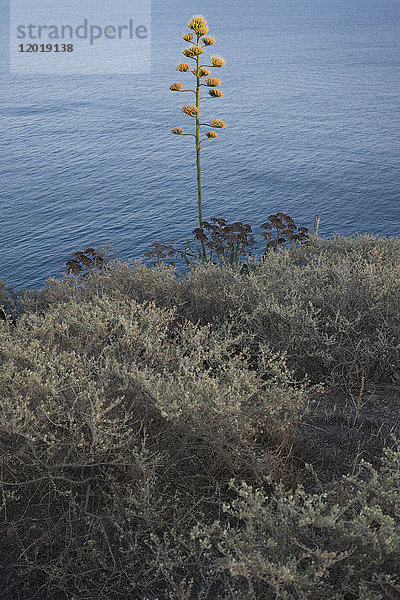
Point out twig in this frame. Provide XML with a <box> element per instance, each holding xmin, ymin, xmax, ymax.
<box><xmin>313</xmin><ymin>214</ymin><xmax>320</xmax><ymax>239</ymax></box>
<box><xmin>0</xmin><ymin>475</ymin><xmax>102</xmax><ymax>487</ymax></box>
<box><xmin>85</xmin><ymin>511</ymin><xmax>117</xmax><ymax>573</ymax></box>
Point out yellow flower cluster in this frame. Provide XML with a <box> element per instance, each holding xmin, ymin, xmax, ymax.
<box><xmin>210</xmin><ymin>119</ymin><xmax>226</xmax><ymax>128</ymax></box>
<box><xmin>202</xmin><ymin>36</ymin><xmax>216</xmax><ymax>46</ymax></box>
<box><xmin>176</xmin><ymin>63</ymin><xmax>191</xmax><ymax>72</ymax></box>
<box><xmin>192</xmin><ymin>68</ymin><xmax>210</xmax><ymax>78</ymax></box>
<box><xmin>169</xmin><ymin>82</ymin><xmax>183</xmax><ymax>91</ymax></box>
<box><xmin>208</xmin><ymin>89</ymin><xmax>223</xmax><ymax>98</ymax></box>
<box><xmin>182</xmin><ymin>104</ymin><xmax>199</xmax><ymax>117</ymax></box>
<box><xmin>187</xmin><ymin>15</ymin><xmax>209</xmax><ymax>36</ymax></box>
<box><xmin>205</xmin><ymin>77</ymin><xmax>221</xmax><ymax>87</ymax></box>
<box><xmin>210</xmin><ymin>56</ymin><xmax>226</xmax><ymax>67</ymax></box>
<box><xmin>170</xmin><ymin>16</ymin><xmax>226</xmax><ymax>152</ymax></box>
<box><xmin>183</xmin><ymin>45</ymin><xmax>205</xmax><ymax>58</ymax></box>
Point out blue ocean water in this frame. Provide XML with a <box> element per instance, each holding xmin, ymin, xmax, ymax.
<box><xmin>1</xmin><ymin>0</ymin><xmax>399</xmax><ymax>291</ymax></box>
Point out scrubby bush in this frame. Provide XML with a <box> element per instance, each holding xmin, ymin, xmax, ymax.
<box><xmin>0</xmin><ymin>290</ymin><xmax>314</xmax><ymax>598</ymax></box>
<box><xmin>49</xmin><ymin>232</ymin><xmax>400</xmax><ymax>391</ymax></box>
<box><xmin>0</xmin><ymin>278</ymin><xmax>23</xmax><ymax>325</ymax></box>
<box><xmin>1</xmin><ymin>233</ymin><xmax>399</xmax><ymax>598</ymax></box>
<box><xmin>147</xmin><ymin>232</ymin><xmax>399</xmax><ymax>391</ymax></box>
<box><xmin>0</xmin><ymin>278</ymin><xmax>6</xmax><ymax>322</ymax></box>
<box><xmin>191</xmin><ymin>440</ymin><xmax>400</xmax><ymax>599</ymax></box>
<box><xmin>239</xmin><ymin>233</ymin><xmax>400</xmax><ymax>391</ymax></box>
<box><xmin>146</xmin><ymin>218</ymin><xmax>257</xmax><ymax>270</ymax></box>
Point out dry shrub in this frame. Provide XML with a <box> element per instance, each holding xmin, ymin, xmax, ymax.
<box><xmin>0</xmin><ymin>292</ymin><xmax>313</xmax><ymax>598</ymax></box>
<box><xmin>21</xmin><ymin>258</ymin><xmax>181</xmax><ymax>316</ymax></box>
<box><xmin>0</xmin><ymin>278</ymin><xmax>22</xmax><ymax>325</ymax></box>
<box><xmin>19</xmin><ymin>233</ymin><xmax>400</xmax><ymax>392</ymax></box>
<box><xmin>146</xmin><ymin>218</ymin><xmax>257</xmax><ymax>269</ymax></box>
<box><xmin>0</xmin><ymin>277</ymin><xmax>5</xmax><ymax>302</ymax></box>
<box><xmin>1</xmin><ymin>233</ymin><xmax>398</xmax><ymax>598</ymax></box>
<box><xmin>0</xmin><ymin>278</ymin><xmax>6</xmax><ymax>322</ymax></box>
<box><xmin>159</xmin><ymin>233</ymin><xmax>399</xmax><ymax>392</ymax></box>
<box><xmin>243</xmin><ymin>234</ymin><xmax>400</xmax><ymax>391</ymax></box>
<box><xmin>192</xmin><ymin>439</ymin><xmax>400</xmax><ymax>599</ymax></box>
<box><xmin>261</xmin><ymin>211</ymin><xmax>309</xmax><ymax>252</ymax></box>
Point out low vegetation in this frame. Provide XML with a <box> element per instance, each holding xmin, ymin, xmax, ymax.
<box><xmin>0</xmin><ymin>232</ymin><xmax>399</xmax><ymax>599</ymax></box>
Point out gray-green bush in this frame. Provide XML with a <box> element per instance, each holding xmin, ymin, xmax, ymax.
<box><xmin>23</xmin><ymin>233</ymin><xmax>399</xmax><ymax>391</ymax></box>
<box><xmin>1</xmin><ymin>233</ymin><xmax>399</xmax><ymax>598</ymax></box>
<box><xmin>191</xmin><ymin>442</ymin><xmax>400</xmax><ymax>600</ymax></box>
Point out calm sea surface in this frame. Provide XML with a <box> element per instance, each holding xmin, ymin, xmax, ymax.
<box><xmin>1</xmin><ymin>0</ymin><xmax>399</xmax><ymax>291</ymax></box>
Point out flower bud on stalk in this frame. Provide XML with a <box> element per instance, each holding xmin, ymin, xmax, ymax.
<box><xmin>169</xmin><ymin>15</ymin><xmax>227</xmax><ymax>261</ymax></box>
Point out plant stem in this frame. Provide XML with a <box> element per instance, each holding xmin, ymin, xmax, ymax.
<box><xmin>313</xmin><ymin>214</ymin><xmax>320</xmax><ymax>239</ymax></box>
<box><xmin>195</xmin><ymin>37</ymin><xmax>207</xmax><ymax>261</ymax></box>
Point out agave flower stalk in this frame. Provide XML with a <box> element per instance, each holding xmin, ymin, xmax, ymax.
<box><xmin>170</xmin><ymin>15</ymin><xmax>226</xmax><ymax>261</ymax></box>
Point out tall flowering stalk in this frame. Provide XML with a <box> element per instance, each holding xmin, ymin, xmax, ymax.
<box><xmin>170</xmin><ymin>15</ymin><xmax>226</xmax><ymax>261</ymax></box>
